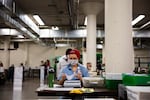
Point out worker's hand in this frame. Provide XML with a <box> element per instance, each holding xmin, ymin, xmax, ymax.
<box><xmin>58</xmin><ymin>73</ymin><xmax>66</xmax><ymax>85</ymax></box>
<box><xmin>75</xmin><ymin>73</ymin><xmax>82</xmax><ymax>80</ymax></box>
<box><xmin>61</xmin><ymin>73</ymin><xmax>66</xmax><ymax>80</ymax></box>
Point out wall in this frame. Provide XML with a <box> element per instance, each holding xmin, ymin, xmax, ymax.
<box><xmin>1</xmin><ymin>41</ymin><xmax>150</xmax><ymax>68</ymax></box>
<box><xmin>0</xmin><ymin>42</ymin><xmax>72</xmax><ymax>68</ymax></box>
<box><xmin>28</xmin><ymin>42</ymin><xmax>71</xmax><ymax>67</ymax></box>
<box><xmin>134</xmin><ymin>48</ymin><xmax>150</xmax><ymax>67</ymax></box>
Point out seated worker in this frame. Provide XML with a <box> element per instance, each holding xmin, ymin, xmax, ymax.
<box><xmin>87</xmin><ymin>62</ymin><xmax>92</xmax><ymax>72</ymax></box>
<box><xmin>58</xmin><ymin>49</ymin><xmax>89</xmax><ymax>85</ymax></box>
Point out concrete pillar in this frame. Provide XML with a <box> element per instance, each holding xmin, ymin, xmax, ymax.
<box><xmin>102</xmin><ymin>44</ymin><xmax>105</xmax><ymax>64</ymax></box>
<box><xmin>81</xmin><ymin>1</ymin><xmax>103</xmax><ymax>71</ymax></box>
<box><xmin>82</xmin><ymin>38</ymin><xmax>87</xmax><ymax>67</ymax></box>
<box><xmin>4</xmin><ymin>36</ymin><xmax>10</xmax><ymax>68</ymax></box>
<box><xmin>86</xmin><ymin>14</ymin><xmax>97</xmax><ymax>71</ymax></box>
<box><xmin>105</xmin><ymin>0</ymin><xmax>135</xmax><ymax>73</ymax></box>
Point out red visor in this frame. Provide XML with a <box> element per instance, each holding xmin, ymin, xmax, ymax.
<box><xmin>69</xmin><ymin>49</ymin><xmax>80</xmax><ymax>59</ymax></box>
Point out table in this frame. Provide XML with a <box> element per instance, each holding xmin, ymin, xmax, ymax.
<box><xmin>36</xmin><ymin>86</ymin><xmax>118</xmax><ymax>100</ymax></box>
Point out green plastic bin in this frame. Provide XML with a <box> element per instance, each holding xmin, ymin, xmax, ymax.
<box><xmin>122</xmin><ymin>73</ymin><xmax>150</xmax><ymax>86</ymax></box>
<box><xmin>105</xmin><ymin>79</ymin><xmax>122</xmax><ymax>90</ymax></box>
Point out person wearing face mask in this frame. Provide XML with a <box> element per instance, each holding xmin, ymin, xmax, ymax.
<box><xmin>58</xmin><ymin>49</ymin><xmax>89</xmax><ymax>85</ymax></box>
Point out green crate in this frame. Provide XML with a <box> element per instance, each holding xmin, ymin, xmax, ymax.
<box><xmin>122</xmin><ymin>73</ymin><xmax>150</xmax><ymax>86</ymax></box>
<box><xmin>105</xmin><ymin>79</ymin><xmax>122</xmax><ymax>90</ymax></box>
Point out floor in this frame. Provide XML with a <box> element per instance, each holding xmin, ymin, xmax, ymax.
<box><xmin>0</xmin><ymin>78</ymin><xmax>117</xmax><ymax>100</ymax></box>
<box><xmin>0</xmin><ymin>78</ymin><xmax>63</xmax><ymax>100</ymax></box>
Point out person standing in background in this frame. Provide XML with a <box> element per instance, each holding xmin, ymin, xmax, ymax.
<box><xmin>0</xmin><ymin>61</ymin><xmax>4</xmax><ymax>71</ymax></box>
<box><xmin>40</xmin><ymin>60</ymin><xmax>45</xmax><ymax>66</ymax></box>
<box><xmin>0</xmin><ymin>61</ymin><xmax>4</xmax><ymax>73</ymax></box>
<box><xmin>46</xmin><ymin>59</ymin><xmax>50</xmax><ymax>67</ymax></box>
<box><xmin>0</xmin><ymin>61</ymin><xmax>5</xmax><ymax>84</ymax></box>
<box><xmin>57</xmin><ymin>48</ymin><xmax>72</xmax><ymax>79</ymax></box>
<box><xmin>44</xmin><ymin>59</ymin><xmax>50</xmax><ymax>78</ymax></box>
<box><xmin>8</xmin><ymin>64</ymin><xmax>15</xmax><ymax>82</ymax></box>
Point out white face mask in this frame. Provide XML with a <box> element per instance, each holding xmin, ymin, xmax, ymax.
<box><xmin>68</xmin><ymin>59</ymin><xmax>78</xmax><ymax>65</ymax></box>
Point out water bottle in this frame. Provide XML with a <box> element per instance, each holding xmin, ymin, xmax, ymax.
<box><xmin>48</xmin><ymin>67</ymin><xmax>54</xmax><ymax>87</ymax></box>
<box><xmin>77</xmin><ymin>67</ymin><xmax>81</xmax><ymax>74</ymax></box>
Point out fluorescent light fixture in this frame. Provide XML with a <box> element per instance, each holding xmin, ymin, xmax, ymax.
<box><xmin>84</xmin><ymin>16</ymin><xmax>87</xmax><ymax>25</ymax></box>
<box><xmin>21</xmin><ymin>27</ymin><xmax>27</xmax><ymax>31</ymax></box>
<box><xmin>140</xmin><ymin>21</ymin><xmax>150</xmax><ymax>29</ymax></box>
<box><xmin>33</xmin><ymin>15</ymin><xmax>45</xmax><ymax>25</ymax></box>
<box><xmin>52</xmin><ymin>26</ymin><xmax>59</xmax><ymax>30</ymax></box>
<box><xmin>97</xmin><ymin>44</ymin><xmax>103</xmax><ymax>49</ymax></box>
<box><xmin>17</xmin><ymin>35</ymin><xmax>24</xmax><ymax>38</ymax></box>
<box><xmin>132</xmin><ymin>15</ymin><xmax>145</xmax><ymax>26</ymax></box>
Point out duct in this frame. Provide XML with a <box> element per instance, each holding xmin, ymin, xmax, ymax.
<box><xmin>14</xmin><ymin>4</ymin><xmax>40</xmax><ymax>36</ymax></box>
<box><xmin>67</xmin><ymin>0</ymin><xmax>78</xmax><ymax>29</ymax></box>
<box><xmin>73</xmin><ymin>0</ymin><xmax>79</xmax><ymax>29</ymax></box>
<box><xmin>39</xmin><ymin>29</ymin><xmax>150</xmax><ymax>38</ymax></box>
<box><xmin>0</xmin><ymin>0</ymin><xmax>13</xmax><ymax>11</ymax></box>
<box><xmin>0</xmin><ymin>28</ymin><xmax>20</xmax><ymax>35</ymax></box>
<box><xmin>40</xmin><ymin>29</ymin><xmax>103</xmax><ymax>38</ymax></box>
<box><xmin>0</xmin><ymin>9</ymin><xmax>37</xmax><ymax>39</ymax></box>
<box><xmin>67</xmin><ymin>0</ymin><xmax>74</xmax><ymax>28</ymax></box>
<box><xmin>133</xmin><ymin>31</ymin><xmax>150</xmax><ymax>38</ymax></box>
<box><xmin>0</xmin><ymin>1</ymin><xmax>39</xmax><ymax>36</ymax></box>
<box><xmin>40</xmin><ymin>29</ymin><xmax>66</xmax><ymax>38</ymax></box>
<box><xmin>11</xmin><ymin>39</ymin><xmax>34</xmax><ymax>42</ymax></box>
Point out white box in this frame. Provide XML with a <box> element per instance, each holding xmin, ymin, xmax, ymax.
<box><xmin>126</xmin><ymin>86</ymin><xmax>150</xmax><ymax>100</ymax></box>
<box><xmin>105</xmin><ymin>73</ymin><xmax>122</xmax><ymax>80</ymax></box>
<box><xmin>82</xmin><ymin>77</ymin><xmax>104</xmax><ymax>87</ymax></box>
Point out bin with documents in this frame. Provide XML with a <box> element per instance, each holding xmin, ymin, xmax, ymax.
<box><xmin>122</xmin><ymin>73</ymin><xmax>150</xmax><ymax>86</ymax></box>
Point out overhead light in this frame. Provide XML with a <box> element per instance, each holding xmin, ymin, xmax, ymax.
<box><xmin>21</xmin><ymin>27</ymin><xmax>27</xmax><ymax>31</ymax></box>
<box><xmin>52</xmin><ymin>26</ymin><xmax>59</xmax><ymax>30</ymax></box>
<box><xmin>97</xmin><ymin>44</ymin><xmax>103</xmax><ymax>49</ymax></box>
<box><xmin>17</xmin><ymin>35</ymin><xmax>24</xmax><ymax>38</ymax></box>
<box><xmin>33</xmin><ymin>15</ymin><xmax>45</xmax><ymax>25</ymax></box>
<box><xmin>100</xmin><ymin>40</ymin><xmax>103</xmax><ymax>44</ymax></box>
<box><xmin>132</xmin><ymin>15</ymin><xmax>145</xmax><ymax>26</ymax></box>
<box><xmin>84</xmin><ymin>16</ymin><xmax>87</xmax><ymax>25</ymax></box>
<box><xmin>140</xmin><ymin>21</ymin><xmax>150</xmax><ymax>29</ymax></box>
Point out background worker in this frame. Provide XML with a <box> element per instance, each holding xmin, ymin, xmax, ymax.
<box><xmin>57</xmin><ymin>48</ymin><xmax>72</xmax><ymax>78</ymax></box>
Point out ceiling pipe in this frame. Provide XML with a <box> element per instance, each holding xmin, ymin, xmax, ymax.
<box><xmin>67</xmin><ymin>0</ymin><xmax>73</xmax><ymax>28</ymax></box>
<box><xmin>0</xmin><ymin>1</ymin><xmax>46</xmax><ymax>45</ymax></box>
<box><xmin>67</xmin><ymin>0</ymin><xmax>78</xmax><ymax>29</ymax></box>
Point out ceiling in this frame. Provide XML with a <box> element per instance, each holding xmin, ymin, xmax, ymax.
<box><xmin>0</xmin><ymin>0</ymin><xmax>150</xmax><ymax>48</ymax></box>
<box><xmin>0</xmin><ymin>0</ymin><xmax>149</xmax><ymax>30</ymax></box>
<box><xmin>12</xmin><ymin>0</ymin><xmax>150</xmax><ymax>30</ymax></box>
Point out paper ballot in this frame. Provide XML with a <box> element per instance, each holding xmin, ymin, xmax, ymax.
<box><xmin>63</xmin><ymin>80</ymin><xmax>81</xmax><ymax>87</ymax></box>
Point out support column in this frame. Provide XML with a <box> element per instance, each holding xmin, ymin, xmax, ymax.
<box><xmin>105</xmin><ymin>0</ymin><xmax>134</xmax><ymax>73</ymax></box>
<box><xmin>102</xmin><ymin>44</ymin><xmax>105</xmax><ymax>64</ymax></box>
<box><xmin>81</xmin><ymin>1</ymin><xmax>103</xmax><ymax>71</ymax></box>
<box><xmin>86</xmin><ymin>14</ymin><xmax>96</xmax><ymax>71</ymax></box>
<box><xmin>4</xmin><ymin>36</ymin><xmax>10</xmax><ymax>68</ymax></box>
<box><xmin>82</xmin><ymin>38</ymin><xmax>87</xmax><ymax>67</ymax></box>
